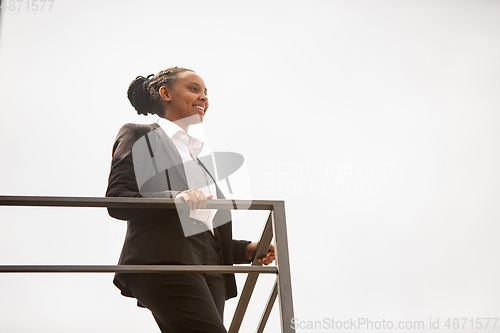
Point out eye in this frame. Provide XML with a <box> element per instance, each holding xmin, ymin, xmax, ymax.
<box><xmin>190</xmin><ymin>87</ymin><xmax>198</xmax><ymax>92</ymax></box>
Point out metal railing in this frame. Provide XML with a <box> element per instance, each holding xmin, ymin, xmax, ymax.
<box><xmin>0</xmin><ymin>195</ymin><xmax>295</xmax><ymax>333</ymax></box>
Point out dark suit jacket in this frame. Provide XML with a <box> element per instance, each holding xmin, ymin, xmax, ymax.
<box><xmin>106</xmin><ymin>122</ymin><xmax>250</xmax><ymax>300</ymax></box>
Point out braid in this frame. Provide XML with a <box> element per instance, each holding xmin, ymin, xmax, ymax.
<box><xmin>127</xmin><ymin>67</ymin><xmax>193</xmax><ymax>116</ymax></box>
<box><xmin>127</xmin><ymin>74</ymin><xmax>154</xmax><ymax>116</ymax></box>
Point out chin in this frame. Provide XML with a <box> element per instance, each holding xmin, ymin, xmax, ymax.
<box><xmin>183</xmin><ymin>114</ymin><xmax>203</xmax><ymax>125</ymax></box>
<box><xmin>193</xmin><ymin>114</ymin><xmax>204</xmax><ymax>123</ymax></box>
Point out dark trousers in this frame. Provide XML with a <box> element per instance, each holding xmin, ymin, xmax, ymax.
<box><xmin>126</xmin><ymin>220</ymin><xmax>227</xmax><ymax>333</ymax></box>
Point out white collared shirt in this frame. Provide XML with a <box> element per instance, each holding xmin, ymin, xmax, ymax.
<box><xmin>157</xmin><ymin>117</ymin><xmax>217</xmax><ymax>234</ymax></box>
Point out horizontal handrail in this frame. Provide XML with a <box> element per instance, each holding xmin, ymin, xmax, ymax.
<box><xmin>0</xmin><ymin>265</ymin><xmax>278</xmax><ymax>274</ymax></box>
<box><xmin>0</xmin><ymin>195</ymin><xmax>281</xmax><ymax>210</ymax></box>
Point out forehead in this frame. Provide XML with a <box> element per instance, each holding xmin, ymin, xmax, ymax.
<box><xmin>176</xmin><ymin>71</ymin><xmax>206</xmax><ymax>87</ymax></box>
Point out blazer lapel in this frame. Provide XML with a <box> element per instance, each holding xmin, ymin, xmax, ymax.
<box><xmin>150</xmin><ymin>122</ymin><xmax>226</xmax><ymax>201</ymax></box>
<box><xmin>148</xmin><ymin>124</ymin><xmax>189</xmax><ymax>190</ymax></box>
<box><xmin>197</xmin><ymin>157</ymin><xmax>226</xmax><ymax>200</ymax></box>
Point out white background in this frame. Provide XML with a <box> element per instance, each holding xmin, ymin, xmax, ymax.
<box><xmin>0</xmin><ymin>1</ymin><xmax>499</xmax><ymax>332</ymax></box>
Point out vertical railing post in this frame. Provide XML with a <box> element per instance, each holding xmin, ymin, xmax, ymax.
<box><xmin>272</xmin><ymin>201</ymin><xmax>295</xmax><ymax>332</ymax></box>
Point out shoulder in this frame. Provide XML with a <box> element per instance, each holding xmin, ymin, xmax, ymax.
<box><xmin>115</xmin><ymin>123</ymin><xmax>159</xmax><ymax>141</ymax></box>
<box><xmin>118</xmin><ymin>122</ymin><xmax>158</xmax><ymax>136</ymax></box>
<box><xmin>112</xmin><ymin>123</ymin><xmax>159</xmax><ymax>153</ymax></box>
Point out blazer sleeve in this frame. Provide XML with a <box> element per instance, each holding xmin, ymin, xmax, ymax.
<box><xmin>106</xmin><ymin>123</ymin><xmax>181</xmax><ymax>221</ymax></box>
<box><xmin>232</xmin><ymin>239</ymin><xmax>252</xmax><ymax>264</ymax></box>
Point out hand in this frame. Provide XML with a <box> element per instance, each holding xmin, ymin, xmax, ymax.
<box><xmin>175</xmin><ymin>189</ymin><xmax>213</xmax><ymax>210</ymax></box>
<box><xmin>246</xmin><ymin>243</ymin><xmax>275</xmax><ymax>265</ymax></box>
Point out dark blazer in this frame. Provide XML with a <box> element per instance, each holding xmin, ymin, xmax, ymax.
<box><xmin>106</xmin><ymin>122</ymin><xmax>250</xmax><ymax>300</ymax></box>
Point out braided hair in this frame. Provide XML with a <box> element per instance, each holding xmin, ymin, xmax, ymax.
<box><xmin>127</xmin><ymin>66</ymin><xmax>194</xmax><ymax>116</ymax></box>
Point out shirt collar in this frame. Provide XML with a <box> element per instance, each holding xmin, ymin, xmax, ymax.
<box><xmin>156</xmin><ymin>117</ymin><xmax>204</xmax><ymax>156</ymax></box>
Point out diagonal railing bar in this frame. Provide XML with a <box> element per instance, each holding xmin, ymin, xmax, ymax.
<box><xmin>256</xmin><ymin>280</ymin><xmax>278</xmax><ymax>333</ymax></box>
<box><xmin>0</xmin><ymin>195</ymin><xmax>295</xmax><ymax>332</ymax></box>
<box><xmin>229</xmin><ymin>211</ymin><xmax>274</xmax><ymax>333</ymax></box>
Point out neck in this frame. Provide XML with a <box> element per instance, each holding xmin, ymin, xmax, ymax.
<box><xmin>178</xmin><ymin>120</ymin><xmax>191</xmax><ymax>133</ymax></box>
<box><xmin>174</xmin><ymin>119</ymin><xmax>190</xmax><ymax>133</ymax></box>
<box><xmin>163</xmin><ymin>116</ymin><xmax>190</xmax><ymax>133</ymax></box>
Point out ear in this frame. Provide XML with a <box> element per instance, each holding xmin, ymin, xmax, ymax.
<box><xmin>159</xmin><ymin>86</ymin><xmax>172</xmax><ymax>102</ymax></box>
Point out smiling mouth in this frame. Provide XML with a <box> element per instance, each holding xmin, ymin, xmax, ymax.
<box><xmin>194</xmin><ymin>105</ymin><xmax>205</xmax><ymax>113</ymax></box>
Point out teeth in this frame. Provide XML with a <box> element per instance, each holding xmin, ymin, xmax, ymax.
<box><xmin>195</xmin><ymin>106</ymin><xmax>204</xmax><ymax>111</ymax></box>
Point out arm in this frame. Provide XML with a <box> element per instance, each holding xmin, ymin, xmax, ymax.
<box><xmin>106</xmin><ymin>123</ymin><xmax>181</xmax><ymax>221</ymax></box>
<box><xmin>232</xmin><ymin>240</ymin><xmax>252</xmax><ymax>264</ymax></box>
<box><xmin>232</xmin><ymin>240</ymin><xmax>275</xmax><ymax>265</ymax></box>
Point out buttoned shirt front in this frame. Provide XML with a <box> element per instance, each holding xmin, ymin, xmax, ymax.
<box><xmin>157</xmin><ymin>117</ymin><xmax>217</xmax><ymax>234</ymax></box>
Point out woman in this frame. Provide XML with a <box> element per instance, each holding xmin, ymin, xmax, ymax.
<box><xmin>106</xmin><ymin>67</ymin><xmax>274</xmax><ymax>332</ymax></box>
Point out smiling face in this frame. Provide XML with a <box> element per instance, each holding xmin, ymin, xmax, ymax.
<box><xmin>159</xmin><ymin>71</ymin><xmax>209</xmax><ymax>128</ymax></box>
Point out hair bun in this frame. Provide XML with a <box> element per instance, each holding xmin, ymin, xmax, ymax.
<box><xmin>127</xmin><ymin>75</ymin><xmax>154</xmax><ymax>116</ymax></box>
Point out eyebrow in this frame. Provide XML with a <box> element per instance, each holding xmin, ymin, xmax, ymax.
<box><xmin>189</xmin><ymin>82</ymin><xmax>208</xmax><ymax>94</ymax></box>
